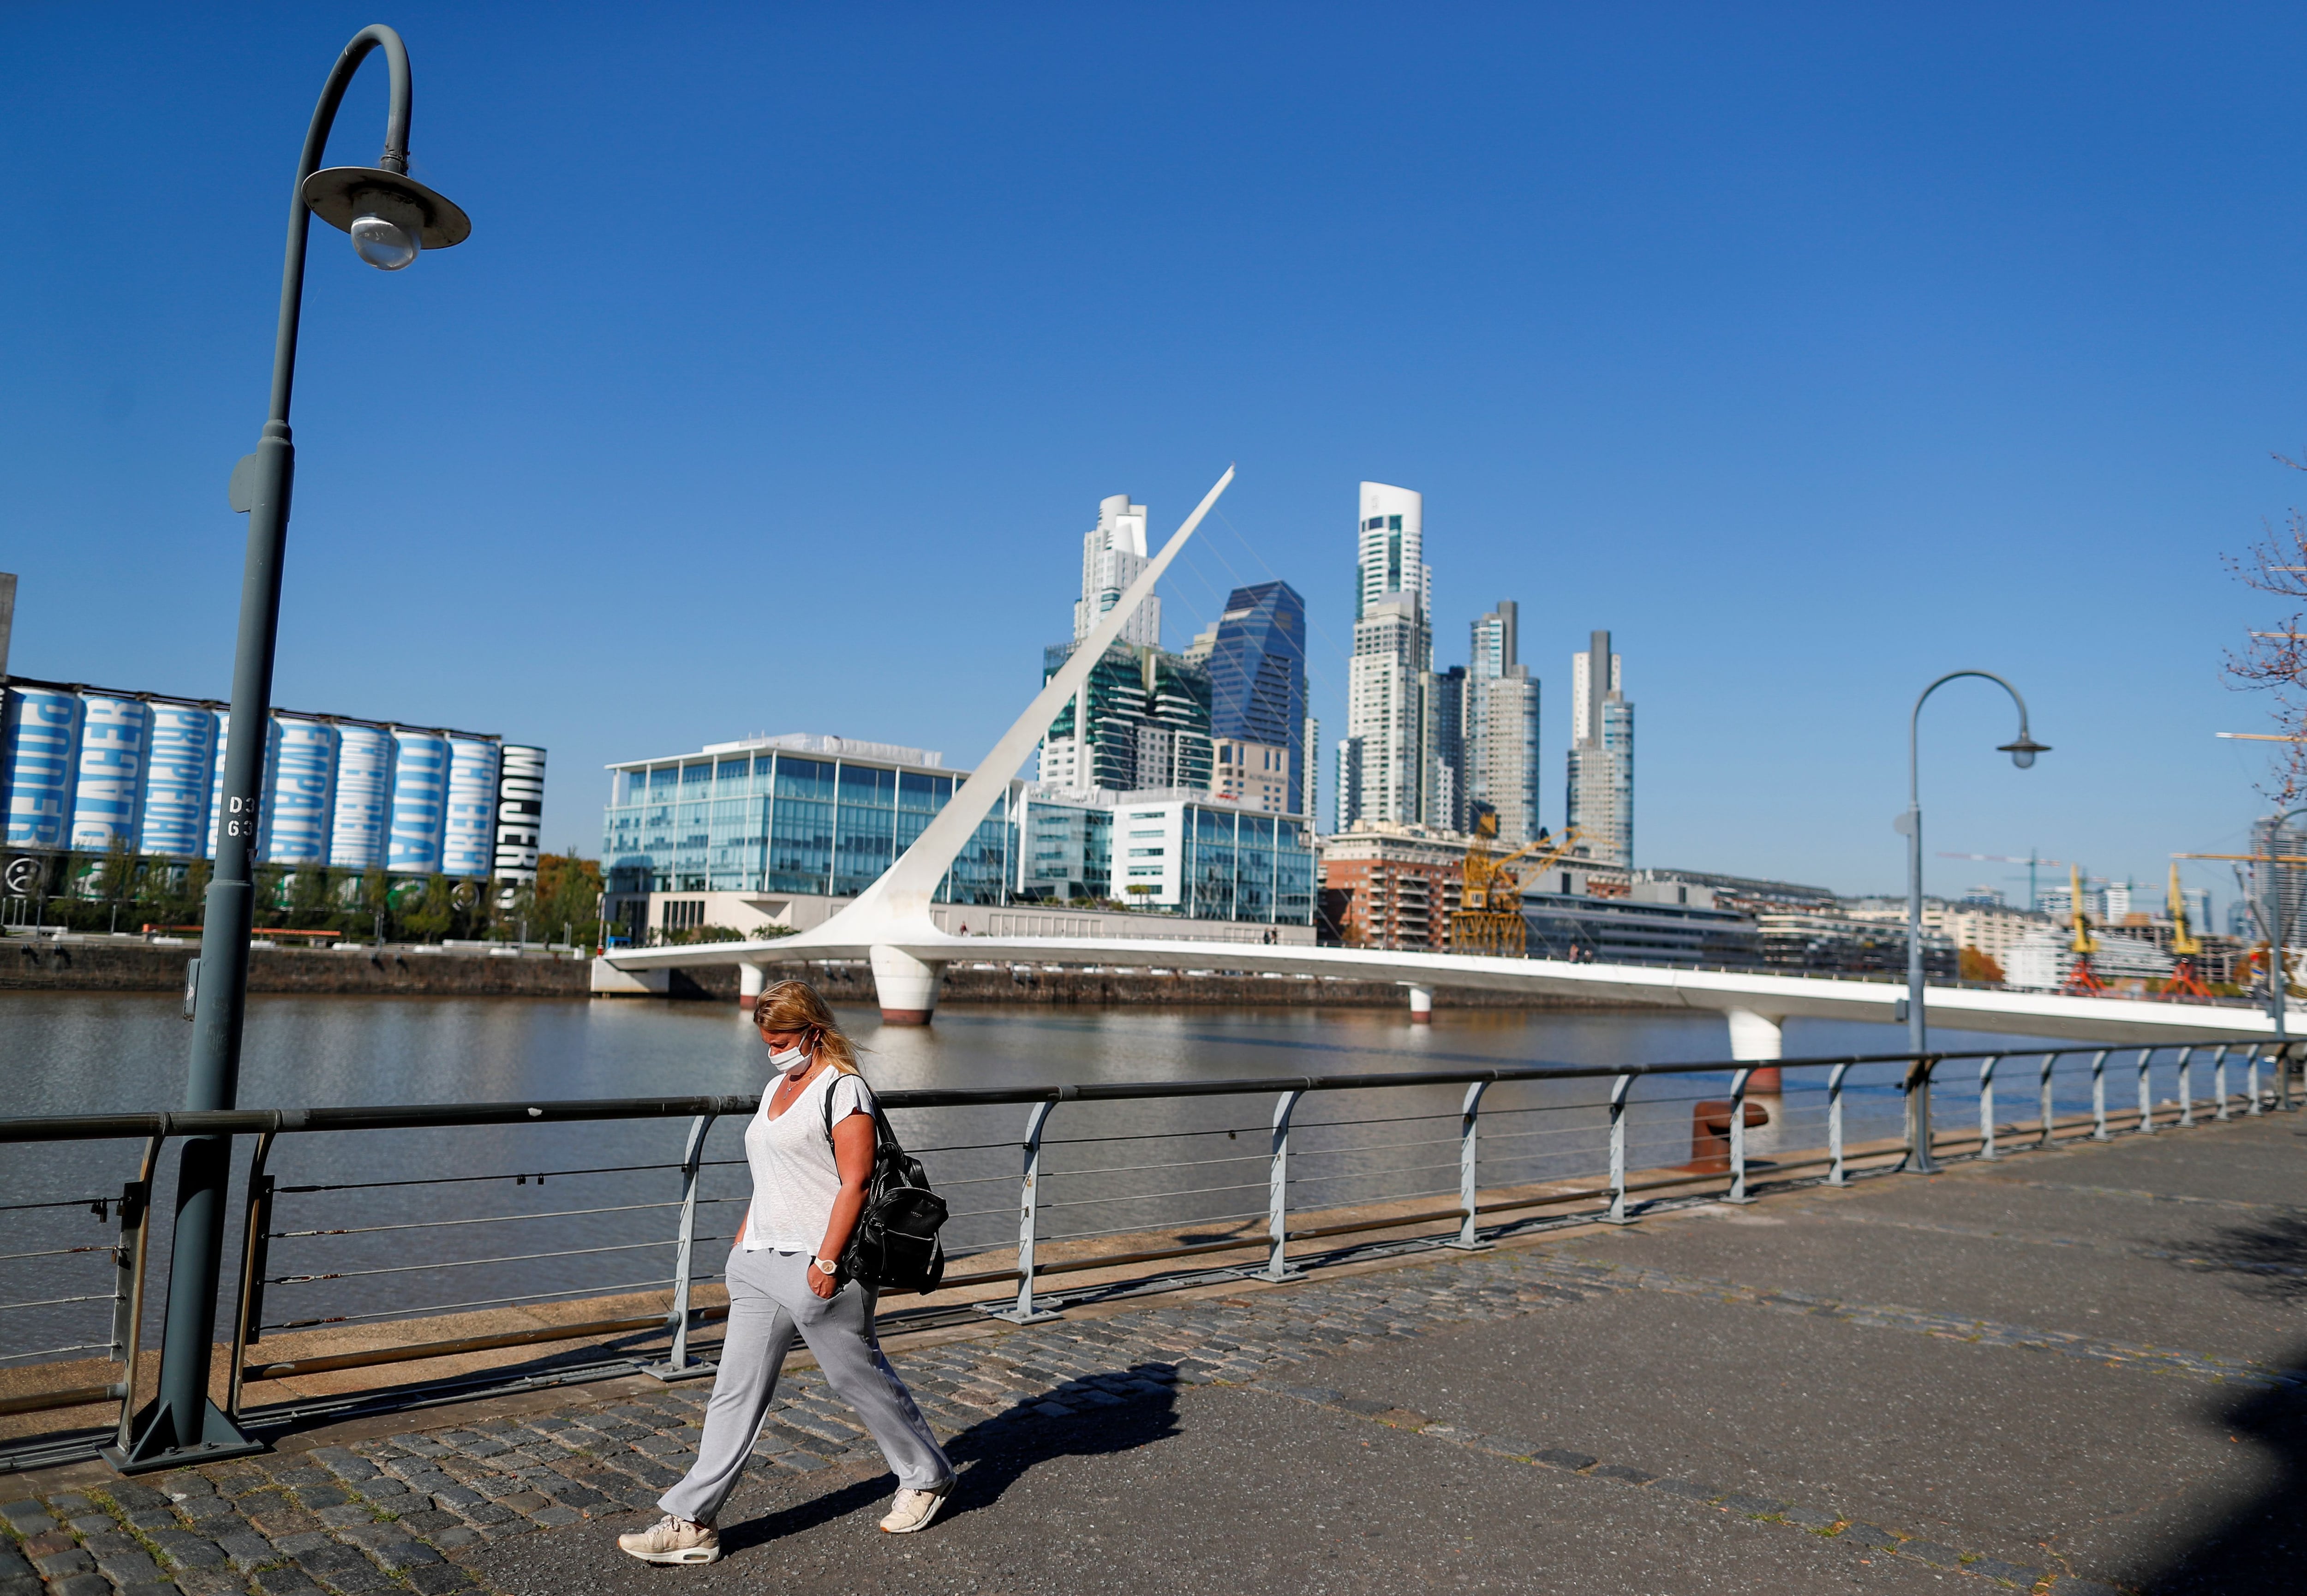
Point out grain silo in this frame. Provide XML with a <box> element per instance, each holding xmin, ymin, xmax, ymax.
<box><xmin>138</xmin><ymin>701</ymin><xmax>218</xmax><ymax>857</ymax></box>
<box><xmin>329</xmin><ymin>723</ymin><xmax>391</xmax><ymax>870</ymax></box>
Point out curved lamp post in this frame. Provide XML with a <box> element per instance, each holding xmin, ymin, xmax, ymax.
<box><xmin>109</xmin><ymin>24</ymin><xmax>468</xmax><ymax>1472</ymax></box>
<box><xmin>1898</xmin><ymin>672</ymin><xmax>2047</xmax><ymax>1175</ymax></box>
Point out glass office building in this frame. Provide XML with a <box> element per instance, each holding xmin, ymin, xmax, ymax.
<box><xmin>601</xmin><ymin>735</ymin><xmax>1010</xmax><ymax>905</ymax></box>
<box><xmin>1022</xmin><ymin>786</ymin><xmax>1314</xmax><ymax>923</ymax></box>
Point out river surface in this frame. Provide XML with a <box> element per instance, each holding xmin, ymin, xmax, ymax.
<box><xmin>0</xmin><ymin>992</ymin><xmax>2186</xmax><ymax>1370</ymax></box>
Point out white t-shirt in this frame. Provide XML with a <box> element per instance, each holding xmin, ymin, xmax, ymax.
<box><xmin>739</xmin><ymin>1068</ymin><xmax>873</xmax><ymax>1253</ymax></box>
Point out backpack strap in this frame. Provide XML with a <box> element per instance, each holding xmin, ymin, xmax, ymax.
<box><xmin>820</xmin><ymin>1070</ymin><xmax>880</xmax><ymax>1148</ymax></box>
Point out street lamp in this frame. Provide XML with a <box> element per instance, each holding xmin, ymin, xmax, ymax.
<box><xmin>109</xmin><ymin>24</ymin><xmax>468</xmax><ymax>1472</ymax></box>
<box><xmin>1898</xmin><ymin>672</ymin><xmax>2046</xmax><ymax>1175</ymax></box>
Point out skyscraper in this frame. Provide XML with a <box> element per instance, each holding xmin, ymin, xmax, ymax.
<box><xmin>1045</xmin><ymin>492</ymin><xmax>1188</xmax><ymax>792</ymax></box>
<box><xmin>1566</xmin><ymin>629</ymin><xmax>1633</xmax><ymax>868</ymax></box>
<box><xmin>1185</xmin><ymin>580</ymin><xmax>1308</xmax><ymax>815</ymax></box>
<box><xmin>1343</xmin><ymin>482</ymin><xmax>1433</xmax><ymax>828</ymax></box>
<box><xmin>1465</xmin><ymin>601</ymin><xmax>1540</xmax><ymax>846</ymax></box>
<box><xmin>1075</xmin><ymin>494</ymin><xmax>1160</xmax><ymax>648</ymax></box>
<box><xmin>1428</xmin><ymin>665</ymin><xmax>1467</xmax><ymax>833</ymax></box>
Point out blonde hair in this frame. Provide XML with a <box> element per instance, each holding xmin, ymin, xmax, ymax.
<box><xmin>751</xmin><ymin>978</ymin><xmax>862</xmax><ymax>1075</ymax></box>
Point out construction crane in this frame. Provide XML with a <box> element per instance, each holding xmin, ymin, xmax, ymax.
<box><xmin>2156</xmin><ymin>861</ymin><xmax>2213</xmax><ymax>999</ymax></box>
<box><xmin>1935</xmin><ymin>850</ymin><xmax>2068</xmax><ymax>912</ymax></box>
<box><xmin>1450</xmin><ymin>815</ymin><xmax>1583</xmax><ymax>958</ymax></box>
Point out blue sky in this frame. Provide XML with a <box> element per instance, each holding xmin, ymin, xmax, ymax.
<box><xmin>6</xmin><ymin>3</ymin><xmax>2306</xmax><ymax>911</ymax></box>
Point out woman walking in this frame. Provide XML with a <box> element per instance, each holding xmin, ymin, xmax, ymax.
<box><xmin>617</xmin><ymin>980</ymin><xmax>954</xmax><ymax>1563</ymax></box>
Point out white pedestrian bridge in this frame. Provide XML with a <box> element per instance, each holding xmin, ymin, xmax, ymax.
<box><xmin>594</xmin><ymin>924</ymin><xmax>2285</xmax><ymax>1058</ymax></box>
<box><xmin>594</xmin><ymin>467</ymin><xmax>2286</xmax><ymax>1060</ymax></box>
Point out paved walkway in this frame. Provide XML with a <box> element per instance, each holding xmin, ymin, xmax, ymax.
<box><xmin>6</xmin><ymin>1113</ymin><xmax>2303</xmax><ymax>1594</ymax></box>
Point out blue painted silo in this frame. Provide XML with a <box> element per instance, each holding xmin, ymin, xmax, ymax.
<box><xmin>329</xmin><ymin>724</ymin><xmax>391</xmax><ymax>870</ymax></box>
<box><xmin>387</xmin><ymin>730</ymin><xmax>449</xmax><ymax>874</ymax></box>
<box><xmin>2</xmin><ymin>686</ymin><xmax>83</xmax><ymax>848</ymax></box>
<box><xmin>263</xmin><ymin>716</ymin><xmax>337</xmax><ymax>865</ymax></box>
<box><xmin>205</xmin><ymin>711</ymin><xmax>230</xmax><ymax>859</ymax></box>
<box><xmin>68</xmin><ymin>694</ymin><xmax>150</xmax><ymax>852</ymax></box>
<box><xmin>138</xmin><ymin>702</ymin><xmax>217</xmax><ymax>857</ymax></box>
<box><xmin>442</xmin><ymin>736</ymin><xmax>500</xmax><ymax>878</ymax></box>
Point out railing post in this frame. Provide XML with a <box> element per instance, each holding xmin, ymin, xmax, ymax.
<box><xmin>2248</xmin><ymin>1047</ymin><xmax>2264</xmax><ymax>1117</ymax></box>
<box><xmin>1603</xmin><ymin>1073</ymin><xmax>1639</xmax><ymax>1219</ymax></box>
<box><xmin>1258</xmin><ymin>1089</ymin><xmax>1305</xmax><ymax>1281</ymax></box>
<box><xmin>225</xmin><ymin>1132</ymin><xmax>278</xmax><ymax>1420</ymax></box>
<box><xmin>1978</xmin><ymin>1054</ymin><xmax>2001</xmax><ymax>1159</ymax></box>
<box><xmin>2038</xmin><ymin>1051</ymin><xmax>2058</xmax><ymax>1148</ymax></box>
<box><xmin>643</xmin><ymin>1113</ymin><xmax>719</xmax><ymax>1378</ymax></box>
<box><xmin>2135</xmin><ymin>1048</ymin><xmax>2156</xmax><ymax>1135</ymax></box>
<box><xmin>2213</xmin><ymin>1044</ymin><xmax>2231</xmax><ymax>1121</ymax></box>
<box><xmin>2176</xmin><ymin>1047</ymin><xmax>2195</xmax><ymax>1128</ymax></box>
<box><xmin>1445</xmin><ymin>1081</ymin><xmax>1492</xmax><ymax>1249</ymax></box>
<box><xmin>985</xmin><ymin>1098</ymin><xmax>1062</xmax><ymax>1323</ymax></box>
<box><xmin>112</xmin><ymin>1133</ymin><xmax>166</xmax><ymax>1454</ymax></box>
<box><xmin>2090</xmin><ymin>1048</ymin><xmax>2111</xmax><ymax>1140</ymax></box>
<box><xmin>1725</xmin><ymin>1067</ymin><xmax>1757</xmax><ymax>1202</ymax></box>
<box><xmin>1826</xmin><ymin>1063</ymin><xmax>1851</xmax><ymax>1186</ymax></box>
<box><xmin>1902</xmin><ymin>1056</ymin><xmax>1940</xmax><ymax>1175</ymax></box>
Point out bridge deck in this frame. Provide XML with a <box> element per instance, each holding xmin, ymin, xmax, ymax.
<box><xmin>7</xmin><ymin>1112</ymin><xmax>2300</xmax><ymax>1594</ymax></box>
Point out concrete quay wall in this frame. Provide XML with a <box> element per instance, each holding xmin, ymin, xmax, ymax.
<box><xmin>0</xmin><ymin>938</ymin><xmax>592</xmax><ymax>998</ymax></box>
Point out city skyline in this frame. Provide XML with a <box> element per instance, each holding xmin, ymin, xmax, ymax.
<box><xmin>4</xmin><ymin>7</ymin><xmax>2300</xmax><ymax>901</ymax></box>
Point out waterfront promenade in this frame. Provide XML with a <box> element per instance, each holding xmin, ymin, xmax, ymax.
<box><xmin>6</xmin><ymin>1108</ymin><xmax>2300</xmax><ymax>1593</ymax></box>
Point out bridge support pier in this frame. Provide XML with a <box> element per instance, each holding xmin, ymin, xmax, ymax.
<box><xmin>1405</xmin><ymin>984</ymin><xmax>1434</xmax><ymax>1024</ymax></box>
<box><xmin>1724</xmin><ymin>1009</ymin><xmax>1784</xmax><ymax>1157</ymax></box>
<box><xmin>738</xmin><ymin>962</ymin><xmax>768</xmax><ymax>1009</ymax></box>
<box><xmin>871</xmin><ymin>945</ymin><xmax>944</xmax><ymax>1025</ymax></box>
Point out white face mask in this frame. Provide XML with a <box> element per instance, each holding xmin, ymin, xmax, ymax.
<box><xmin>767</xmin><ymin>1043</ymin><xmax>809</xmax><ymax>1073</ymax></box>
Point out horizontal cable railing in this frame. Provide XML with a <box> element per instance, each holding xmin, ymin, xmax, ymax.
<box><xmin>0</xmin><ymin>1036</ymin><xmax>2297</xmax><ymax>1468</ymax></box>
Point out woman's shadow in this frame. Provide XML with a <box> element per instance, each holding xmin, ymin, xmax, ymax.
<box><xmin>2138</xmin><ymin>1207</ymin><xmax>2307</xmax><ymax>1594</ymax></box>
<box><xmin>718</xmin><ymin>1362</ymin><xmax>1185</xmax><ymax>1552</ymax></box>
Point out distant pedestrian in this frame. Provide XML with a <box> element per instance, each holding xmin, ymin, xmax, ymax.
<box><xmin>616</xmin><ymin>979</ymin><xmax>954</xmax><ymax>1563</ymax></box>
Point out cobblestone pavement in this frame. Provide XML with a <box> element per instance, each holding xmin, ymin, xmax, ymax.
<box><xmin>7</xmin><ymin>1120</ymin><xmax>2301</xmax><ymax>1596</ymax></box>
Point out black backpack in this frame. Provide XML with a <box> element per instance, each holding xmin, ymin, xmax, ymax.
<box><xmin>823</xmin><ymin>1078</ymin><xmax>949</xmax><ymax>1294</ymax></box>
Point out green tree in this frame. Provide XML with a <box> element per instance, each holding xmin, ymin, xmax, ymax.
<box><xmin>398</xmin><ymin>874</ymin><xmax>456</xmax><ymax>943</ymax></box>
<box><xmin>534</xmin><ymin>852</ymin><xmax>604</xmax><ymax>948</ymax></box>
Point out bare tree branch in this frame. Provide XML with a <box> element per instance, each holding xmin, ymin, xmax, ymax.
<box><xmin>2223</xmin><ymin>455</ymin><xmax>2307</xmax><ymax>804</ymax></box>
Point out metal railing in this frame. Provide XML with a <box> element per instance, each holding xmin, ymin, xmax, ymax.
<box><xmin>0</xmin><ymin>1036</ymin><xmax>2296</xmax><ymax>1470</ymax></box>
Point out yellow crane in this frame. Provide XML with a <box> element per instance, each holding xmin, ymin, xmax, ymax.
<box><xmin>1449</xmin><ymin>815</ymin><xmax>1583</xmax><ymax>958</ymax></box>
<box><xmin>2058</xmin><ymin>862</ymin><xmax>2108</xmax><ymax>995</ymax></box>
<box><xmin>2158</xmin><ymin>861</ymin><xmax>2212</xmax><ymax>998</ymax></box>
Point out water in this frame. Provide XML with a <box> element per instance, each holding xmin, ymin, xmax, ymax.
<box><xmin>0</xmin><ymin>992</ymin><xmax>2167</xmax><ymax>1372</ymax></box>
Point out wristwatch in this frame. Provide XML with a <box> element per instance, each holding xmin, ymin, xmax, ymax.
<box><xmin>812</xmin><ymin>1257</ymin><xmax>840</xmax><ymax>1277</ymax></box>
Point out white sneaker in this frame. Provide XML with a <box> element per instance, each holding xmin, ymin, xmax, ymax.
<box><xmin>617</xmin><ymin>1514</ymin><xmax>722</xmax><ymax>1564</ymax></box>
<box><xmin>878</xmin><ymin>1483</ymin><xmax>952</xmax><ymax>1534</ymax></box>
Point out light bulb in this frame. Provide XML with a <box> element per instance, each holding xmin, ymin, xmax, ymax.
<box><xmin>2012</xmin><ymin>748</ymin><xmax>2036</xmax><ymax>770</ymax></box>
<box><xmin>349</xmin><ymin>212</ymin><xmax>420</xmax><ymax>271</ymax></box>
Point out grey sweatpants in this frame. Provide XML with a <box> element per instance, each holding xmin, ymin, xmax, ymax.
<box><xmin>659</xmin><ymin>1246</ymin><xmax>951</xmax><ymax>1524</ymax></box>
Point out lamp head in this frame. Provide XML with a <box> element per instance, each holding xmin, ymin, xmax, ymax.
<box><xmin>1998</xmin><ymin>734</ymin><xmax>2050</xmax><ymax>770</ymax></box>
<box><xmin>301</xmin><ymin>166</ymin><xmax>471</xmax><ymax>271</ymax></box>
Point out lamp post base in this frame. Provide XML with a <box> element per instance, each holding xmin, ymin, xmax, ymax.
<box><xmin>102</xmin><ymin>1397</ymin><xmax>264</xmax><ymax>1474</ymax></box>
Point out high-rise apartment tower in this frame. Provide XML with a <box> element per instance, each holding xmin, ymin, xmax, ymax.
<box><xmin>1075</xmin><ymin>494</ymin><xmax>1160</xmax><ymax>648</ymax></box>
<box><xmin>1342</xmin><ymin>482</ymin><xmax>1433</xmax><ymax>829</ymax></box>
<box><xmin>1466</xmin><ymin>601</ymin><xmax>1540</xmax><ymax>846</ymax></box>
<box><xmin>1566</xmin><ymin>629</ymin><xmax>1632</xmax><ymax>868</ymax></box>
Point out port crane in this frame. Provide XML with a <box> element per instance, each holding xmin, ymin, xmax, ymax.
<box><xmin>1449</xmin><ymin>816</ymin><xmax>1583</xmax><ymax>958</ymax></box>
<box><xmin>2157</xmin><ymin>861</ymin><xmax>2214</xmax><ymax>998</ymax></box>
<box><xmin>2057</xmin><ymin>863</ymin><xmax>2109</xmax><ymax>996</ymax></box>
<box><xmin>2172</xmin><ymin>846</ymin><xmax>2307</xmax><ymax>1004</ymax></box>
